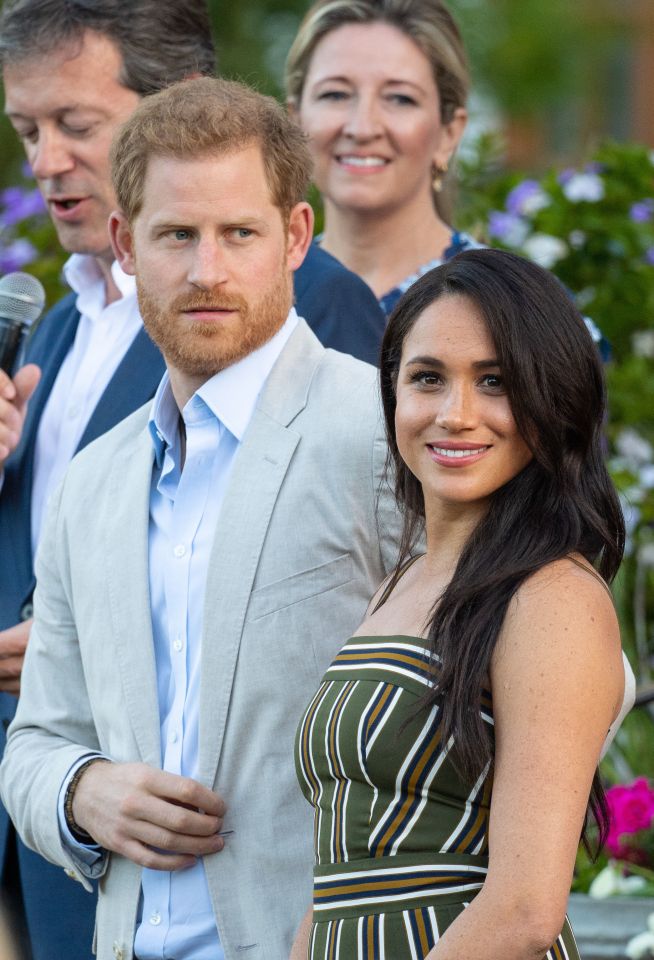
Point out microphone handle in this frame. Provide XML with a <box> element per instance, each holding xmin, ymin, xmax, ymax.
<box><xmin>0</xmin><ymin>316</ymin><xmax>28</xmax><ymax>375</ymax></box>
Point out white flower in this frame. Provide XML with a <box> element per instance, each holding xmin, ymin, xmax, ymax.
<box><xmin>589</xmin><ymin>863</ymin><xmax>648</xmax><ymax>899</ymax></box>
<box><xmin>626</xmin><ymin>929</ymin><xmax>654</xmax><ymax>960</ymax></box>
<box><xmin>569</xmin><ymin>229</ymin><xmax>587</xmax><ymax>248</ymax></box>
<box><xmin>616</xmin><ymin>428</ymin><xmax>654</xmax><ymax>467</ymax></box>
<box><xmin>523</xmin><ymin>233</ymin><xmax>568</xmax><ymax>268</ymax></box>
<box><xmin>632</xmin><ymin>330</ymin><xmax>654</xmax><ymax>359</ymax></box>
<box><xmin>640</xmin><ymin>465</ymin><xmax>654</xmax><ymax>489</ymax></box>
<box><xmin>639</xmin><ymin>542</ymin><xmax>654</xmax><ymax>566</ymax></box>
<box><xmin>563</xmin><ymin>172</ymin><xmax>605</xmax><ymax>202</ymax></box>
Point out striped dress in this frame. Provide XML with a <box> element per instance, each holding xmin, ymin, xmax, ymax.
<box><xmin>295</xmin><ymin>633</ymin><xmax>580</xmax><ymax>959</ymax></box>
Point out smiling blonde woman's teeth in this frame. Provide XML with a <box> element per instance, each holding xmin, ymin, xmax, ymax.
<box><xmin>431</xmin><ymin>446</ymin><xmax>487</xmax><ymax>458</ymax></box>
<box><xmin>339</xmin><ymin>155</ymin><xmax>386</xmax><ymax>167</ymax></box>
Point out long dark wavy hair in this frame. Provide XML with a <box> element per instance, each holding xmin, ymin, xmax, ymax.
<box><xmin>380</xmin><ymin>248</ymin><xmax>624</xmax><ymax>850</ymax></box>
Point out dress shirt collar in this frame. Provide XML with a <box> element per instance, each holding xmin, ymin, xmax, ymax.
<box><xmin>64</xmin><ymin>254</ymin><xmax>137</xmax><ymax>317</ymax></box>
<box><xmin>148</xmin><ymin>308</ymin><xmax>299</xmax><ymax>467</ymax></box>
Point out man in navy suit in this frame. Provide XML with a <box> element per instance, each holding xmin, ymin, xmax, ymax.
<box><xmin>0</xmin><ymin>2</ymin><xmax>384</xmax><ymax>957</ymax></box>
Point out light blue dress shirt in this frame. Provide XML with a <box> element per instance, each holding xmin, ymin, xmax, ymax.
<box><xmin>58</xmin><ymin>311</ymin><xmax>298</xmax><ymax>960</ymax></box>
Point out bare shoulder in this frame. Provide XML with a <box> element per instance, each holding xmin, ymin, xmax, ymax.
<box><xmin>507</xmin><ymin>556</ymin><xmax>619</xmax><ymax>642</ymax></box>
<box><xmin>493</xmin><ymin>556</ymin><xmax>623</xmax><ymax>717</ymax></box>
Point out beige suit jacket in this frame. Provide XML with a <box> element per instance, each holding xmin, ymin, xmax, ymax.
<box><xmin>0</xmin><ymin>321</ymin><xmax>402</xmax><ymax>960</ymax></box>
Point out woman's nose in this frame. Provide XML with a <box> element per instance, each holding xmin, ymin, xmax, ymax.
<box><xmin>435</xmin><ymin>383</ymin><xmax>478</xmax><ymax>431</ymax></box>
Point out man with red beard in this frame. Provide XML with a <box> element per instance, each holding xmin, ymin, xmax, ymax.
<box><xmin>0</xmin><ymin>77</ymin><xmax>400</xmax><ymax>960</ymax></box>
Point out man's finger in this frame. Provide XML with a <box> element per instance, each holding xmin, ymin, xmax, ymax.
<box><xmin>122</xmin><ymin>839</ymin><xmax>197</xmax><ymax>873</ymax></box>
<box><xmin>13</xmin><ymin>364</ymin><xmax>41</xmax><ymax>410</ymax></box>
<box><xmin>0</xmin><ymin>620</ymin><xmax>32</xmax><ymax>659</ymax></box>
<box><xmin>0</xmin><ymin>657</ymin><xmax>23</xmax><ymax>679</ymax></box>
<box><xmin>131</xmin><ymin>820</ymin><xmax>225</xmax><ymax>857</ymax></box>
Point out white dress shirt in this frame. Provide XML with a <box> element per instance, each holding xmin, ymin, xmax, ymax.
<box><xmin>59</xmin><ymin>310</ymin><xmax>298</xmax><ymax>960</ymax></box>
<box><xmin>30</xmin><ymin>255</ymin><xmax>143</xmax><ymax>557</ymax></box>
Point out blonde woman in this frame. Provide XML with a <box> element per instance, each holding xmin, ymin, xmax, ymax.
<box><xmin>286</xmin><ymin>0</ymin><xmax>478</xmax><ymax>318</ymax></box>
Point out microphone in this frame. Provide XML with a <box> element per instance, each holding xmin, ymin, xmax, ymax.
<box><xmin>0</xmin><ymin>271</ymin><xmax>46</xmax><ymax>375</ymax></box>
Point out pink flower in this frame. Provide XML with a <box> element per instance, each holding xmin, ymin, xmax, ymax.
<box><xmin>607</xmin><ymin>779</ymin><xmax>654</xmax><ymax>841</ymax></box>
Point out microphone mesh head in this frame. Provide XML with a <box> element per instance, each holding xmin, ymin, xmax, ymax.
<box><xmin>0</xmin><ymin>271</ymin><xmax>46</xmax><ymax>326</ymax></box>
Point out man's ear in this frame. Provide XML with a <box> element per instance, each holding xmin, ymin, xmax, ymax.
<box><xmin>286</xmin><ymin>201</ymin><xmax>314</xmax><ymax>272</ymax></box>
<box><xmin>109</xmin><ymin>210</ymin><xmax>136</xmax><ymax>275</ymax></box>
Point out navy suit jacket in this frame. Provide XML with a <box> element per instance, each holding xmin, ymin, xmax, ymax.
<box><xmin>296</xmin><ymin>244</ymin><xmax>384</xmax><ymax>366</ymax></box>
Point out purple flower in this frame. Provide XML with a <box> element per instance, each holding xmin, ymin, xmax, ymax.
<box><xmin>505</xmin><ymin>179</ymin><xmax>549</xmax><ymax>217</ymax></box>
<box><xmin>630</xmin><ymin>200</ymin><xmax>654</xmax><ymax>223</ymax></box>
<box><xmin>645</xmin><ymin>247</ymin><xmax>654</xmax><ymax>266</ymax></box>
<box><xmin>585</xmin><ymin>162</ymin><xmax>606</xmax><ymax>174</ymax></box>
<box><xmin>0</xmin><ymin>237</ymin><xmax>38</xmax><ymax>272</ymax></box>
<box><xmin>558</xmin><ymin>168</ymin><xmax>576</xmax><ymax>186</ymax></box>
<box><xmin>0</xmin><ymin>186</ymin><xmax>46</xmax><ymax>228</ymax></box>
<box><xmin>488</xmin><ymin>211</ymin><xmax>529</xmax><ymax>247</ymax></box>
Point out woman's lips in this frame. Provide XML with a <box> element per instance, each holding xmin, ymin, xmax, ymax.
<box><xmin>427</xmin><ymin>443</ymin><xmax>490</xmax><ymax>467</ymax></box>
<box><xmin>336</xmin><ymin>154</ymin><xmax>389</xmax><ymax>173</ymax></box>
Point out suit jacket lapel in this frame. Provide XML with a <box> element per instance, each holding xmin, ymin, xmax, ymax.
<box><xmin>104</xmin><ymin>422</ymin><xmax>161</xmax><ymax>766</ymax></box>
<box><xmin>77</xmin><ymin>328</ymin><xmax>165</xmax><ymax>451</ymax></box>
<box><xmin>198</xmin><ymin>321</ymin><xmax>324</xmax><ymax>786</ymax></box>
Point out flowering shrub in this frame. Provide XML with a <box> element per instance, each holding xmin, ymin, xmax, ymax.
<box><xmin>0</xmin><ymin>167</ymin><xmax>66</xmax><ymax>304</ymax></box>
<box><xmin>606</xmin><ymin>778</ymin><xmax>654</xmax><ymax>865</ymax></box>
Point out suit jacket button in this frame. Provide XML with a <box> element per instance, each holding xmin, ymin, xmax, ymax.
<box><xmin>19</xmin><ymin>602</ymin><xmax>34</xmax><ymax>621</ymax></box>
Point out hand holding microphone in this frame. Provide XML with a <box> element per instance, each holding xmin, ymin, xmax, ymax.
<box><xmin>0</xmin><ymin>272</ymin><xmax>46</xmax><ymax>468</ymax></box>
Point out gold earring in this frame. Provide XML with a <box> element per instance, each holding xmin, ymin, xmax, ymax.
<box><xmin>431</xmin><ymin>160</ymin><xmax>448</xmax><ymax>193</ymax></box>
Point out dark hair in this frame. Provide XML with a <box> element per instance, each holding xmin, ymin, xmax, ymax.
<box><xmin>111</xmin><ymin>77</ymin><xmax>313</xmax><ymax>222</ymax></box>
<box><xmin>380</xmin><ymin>248</ymin><xmax>624</xmax><ymax>848</ymax></box>
<box><xmin>0</xmin><ymin>0</ymin><xmax>216</xmax><ymax>94</ymax></box>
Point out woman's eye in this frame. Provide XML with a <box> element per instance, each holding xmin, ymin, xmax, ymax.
<box><xmin>481</xmin><ymin>374</ymin><xmax>504</xmax><ymax>390</ymax></box>
<box><xmin>410</xmin><ymin>370</ymin><xmax>441</xmax><ymax>387</ymax></box>
<box><xmin>387</xmin><ymin>94</ymin><xmax>417</xmax><ymax>106</ymax></box>
<box><xmin>317</xmin><ymin>89</ymin><xmax>349</xmax><ymax>102</ymax></box>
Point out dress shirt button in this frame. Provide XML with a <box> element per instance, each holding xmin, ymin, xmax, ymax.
<box><xmin>173</xmin><ymin>544</ymin><xmax>186</xmax><ymax>558</ymax></box>
<box><xmin>149</xmin><ymin>912</ymin><xmax>162</xmax><ymax>926</ymax></box>
<box><xmin>173</xmin><ymin>637</ymin><xmax>183</xmax><ymax>652</ymax></box>
<box><xmin>68</xmin><ymin>403</ymin><xmax>80</xmax><ymax>419</ymax></box>
<box><xmin>169</xmin><ymin>731</ymin><xmax>178</xmax><ymax>743</ymax></box>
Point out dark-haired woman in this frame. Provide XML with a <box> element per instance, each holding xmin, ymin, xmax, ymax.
<box><xmin>291</xmin><ymin>248</ymin><xmax>628</xmax><ymax>960</ymax></box>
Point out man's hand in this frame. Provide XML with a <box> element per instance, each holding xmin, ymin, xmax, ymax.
<box><xmin>0</xmin><ymin>364</ymin><xmax>41</xmax><ymax>467</ymax></box>
<box><xmin>0</xmin><ymin>618</ymin><xmax>32</xmax><ymax>695</ymax></box>
<box><xmin>72</xmin><ymin>761</ymin><xmax>227</xmax><ymax>870</ymax></box>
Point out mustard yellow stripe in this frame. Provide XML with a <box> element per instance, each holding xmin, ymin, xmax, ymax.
<box><xmin>314</xmin><ymin>873</ymin><xmax>466</xmax><ymax>900</ymax></box>
<box><xmin>375</xmin><ymin>729</ymin><xmax>441</xmax><ymax>854</ymax></box>
<box><xmin>328</xmin><ymin>682</ymin><xmax>354</xmax><ymax>862</ymax></box>
<box><xmin>366</xmin><ymin>915</ymin><xmax>375</xmax><ymax>960</ymax></box>
<box><xmin>336</xmin><ymin>650</ymin><xmax>428</xmax><ymax>671</ymax></box>
<box><xmin>415</xmin><ymin>909</ymin><xmax>430</xmax><ymax>955</ymax></box>
<box><xmin>365</xmin><ymin>683</ymin><xmax>394</xmax><ymax>739</ymax></box>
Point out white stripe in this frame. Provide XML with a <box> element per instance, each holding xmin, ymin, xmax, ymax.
<box><xmin>378</xmin><ymin>912</ymin><xmax>386</xmax><ymax>960</ymax></box>
<box><xmin>403</xmin><ymin>911</ymin><xmax>420</xmax><ymax>960</ymax></box>
<box><xmin>357</xmin><ymin>916</ymin><xmax>365</xmax><ymax>957</ymax></box>
<box><xmin>329</xmin><ymin>660</ymin><xmax>433</xmax><ymax>687</ymax></box>
<box><xmin>428</xmin><ymin>905</ymin><xmax>440</xmax><ymax>944</ymax></box>
<box><xmin>314</xmin><ymin>881</ymin><xmax>485</xmax><ymax>912</ymax></box>
<box><xmin>366</xmin><ymin>686</ymin><xmax>403</xmax><ymax>754</ymax></box>
<box><xmin>324</xmin><ymin>682</ymin><xmax>357</xmax><ymax>863</ymax></box>
<box><xmin>334</xmin><ymin>682</ymin><xmax>357</xmax><ymax>862</ymax></box>
<box><xmin>369</xmin><ymin>705</ymin><xmax>440</xmax><ymax>850</ymax></box>
<box><xmin>440</xmin><ymin>764</ymin><xmax>489</xmax><ymax>854</ymax></box>
<box><xmin>317</xmin><ymin>862</ymin><xmax>488</xmax><ymax>884</ymax></box>
<box><xmin>334</xmin><ymin>918</ymin><xmax>343</xmax><ymax>957</ymax></box>
<box><xmin>306</xmin><ymin>681</ymin><xmax>334</xmax><ymax>865</ymax></box>
<box><xmin>390</xmin><ymin>736</ymin><xmax>453</xmax><ymax>855</ymax></box>
<box><xmin>343</xmin><ymin>640</ymin><xmax>439</xmax><ymax>659</ymax></box>
<box><xmin>297</xmin><ymin>682</ymin><xmax>329</xmax><ymax>795</ymax></box>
